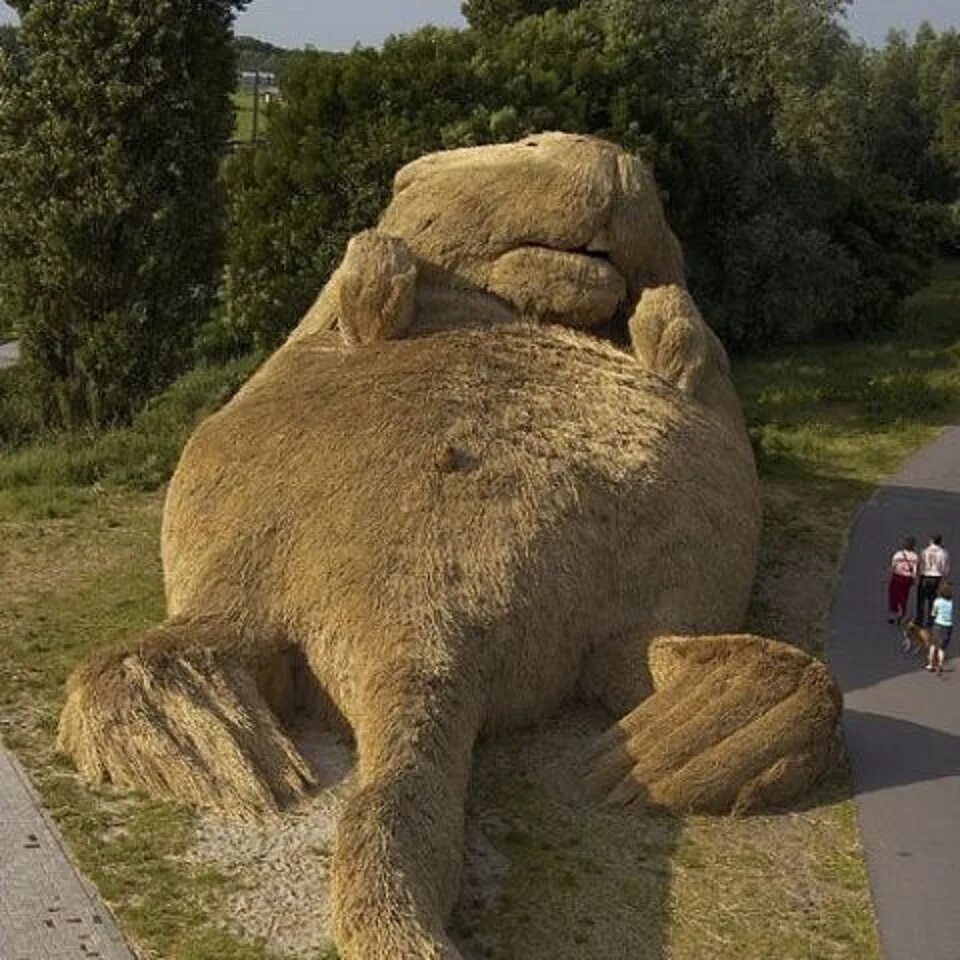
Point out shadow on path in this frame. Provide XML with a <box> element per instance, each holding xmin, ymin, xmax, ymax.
<box><xmin>828</xmin><ymin>427</ymin><xmax>960</xmax><ymax>960</ymax></box>
<box><xmin>843</xmin><ymin>709</ymin><xmax>960</xmax><ymax>794</ymax></box>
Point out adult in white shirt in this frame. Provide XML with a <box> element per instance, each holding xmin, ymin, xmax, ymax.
<box><xmin>916</xmin><ymin>534</ymin><xmax>950</xmax><ymax>627</ymax></box>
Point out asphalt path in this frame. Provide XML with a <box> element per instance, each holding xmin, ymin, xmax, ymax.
<box><xmin>829</xmin><ymin>426</ymin><xmax>960</xmax><ymax>960</ymax></box>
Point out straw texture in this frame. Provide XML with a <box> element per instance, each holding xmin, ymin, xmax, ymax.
<box><xmin>57</xmin><ymin>133</ymin><xmax>840</xmax><ymax>960</ymax></box>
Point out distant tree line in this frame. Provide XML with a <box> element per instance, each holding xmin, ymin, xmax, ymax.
<box><xmin>0</xmin><ymin>0</ymin><xmax>958</xmax><ymax>432</ymax></box>
<box><xmin>234</xmin><ymin>35</ymin><xmax>292</xmax><ymax>74</ymax></box>
<box><xmin>223</xmin><ymin>0</ymin><xmax>960</xmax><ymax>353</ymax></box>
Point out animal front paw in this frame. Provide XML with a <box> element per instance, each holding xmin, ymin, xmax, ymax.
<box><xmin>585</xmin><ymin>635</ymin><xmax>842</xmax><ymax>814</ymax></box>
<box><xmin>629</xmin><ymin>286</ymin><xmax>744</xmax><ymax>431</ymax></box>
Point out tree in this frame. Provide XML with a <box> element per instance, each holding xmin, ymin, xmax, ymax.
<box><xmin>0</xmin><ymin>0</ymin><xmax>246</xmax><ymax>427</ymax></box>
<box><xmin>223</xmin><ymin>0</ymin><xmax>948</xmax><ymax>355</ymax></box>
<box><xmin>234</xmin><ymin>35</ymin><xmax>292</xmax><ymax>74</ymax></box>
<box><xmin>462</xmin><ymin>0</ymin><xmax>582</xmax><ymax>34</ymax></box>
<box><xmin>223</xmin><ymin>28</ymin><xmax>482</xmax><ymax>350</ymax></box>
<box><xmin>0</xmin><ymin>25</ymin><xmax>18</xmax><ymax>56</ymax></box>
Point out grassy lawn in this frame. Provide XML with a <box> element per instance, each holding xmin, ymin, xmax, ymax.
<box><xmin>233</xmin><ymin>90</ymin><xmax>269</xmax><ymax>143</ymax></box>
<box><xmin>1</xmin><ymin>260</ymin><xmax>958</xmax><ymax>958</ymax></box>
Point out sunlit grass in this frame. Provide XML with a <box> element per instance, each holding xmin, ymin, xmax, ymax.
<box><xmin>1</xmin><ymin>261</ymin><xmax>957</xmax><ymax>958</ymax></box>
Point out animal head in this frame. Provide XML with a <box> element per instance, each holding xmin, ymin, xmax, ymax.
<box><xmin>380</xmin><ymin>132</ymin><xmax>686</xmax><ymax>332</ymax></box>
<box><xmin>295</xmin><ymin>133</ymin><xmax>686</xmax><ymax>343</ymax></box>
<box><xmin>289</xmin><ymin>133</ymin><xmax>741</xmax><ymax>431</ymax></box>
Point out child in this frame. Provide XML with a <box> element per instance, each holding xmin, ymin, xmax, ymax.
<box><xmin>888</xmin><ymin>536</ymin><xmax>919</xmax><ymax>625</ymax></box>
<box><xmin>926</xmin><ymin>582</ymin><xmax>953</xmax><ymax>674</ymax></box>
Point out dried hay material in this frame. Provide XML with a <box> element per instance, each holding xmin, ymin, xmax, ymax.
<box><xmin>57</xmin><ymin>133</ymin><xmax>842</xmax><ymax>960</ymax></box>
<box><xmin>586</xmin><ymin>635</ymin><xmax>842</xmax><ymax>814</ymax></box>
<box><xmin>57</xmin><ymin>618</ymin><xmax>316</xmax><ymax>816</ymax></box>
<box><xmin>629</xmin><ymin>285</ymin><xmax>745</xmax><ymax>432</ymax></box>
<box><xmin>285</xmin><ymin>132</ymin><xmax>686</xmax><ymax>356</ymax></box>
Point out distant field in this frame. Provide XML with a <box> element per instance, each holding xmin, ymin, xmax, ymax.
<box><xmin>232</xmin><ymin>90</ymin><xmax>269</xmax><ymax>143</ymax></box>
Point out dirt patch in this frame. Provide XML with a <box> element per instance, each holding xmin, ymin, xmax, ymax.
<box><xmin>187</xmin><ymin>707</ymin><xmax>680</xmax><ymax>960</ymax></box>
<box><xmin>185</xmin><ymin>725</ymin><xmax>353</xmax><ymax>956</ymax></box>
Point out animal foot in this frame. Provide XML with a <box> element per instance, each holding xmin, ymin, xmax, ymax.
<box><xmin>57</xmin><ymin>619</ymin><xmax>316</xmax><ymax>817</ymax></box>
<box><xmin>585</xmin><ymin>635</ymin><xmax>842</xmax><ymax>814</ymax></box>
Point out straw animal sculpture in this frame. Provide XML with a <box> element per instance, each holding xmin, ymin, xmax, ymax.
<box><xmin>58</xmin><ymin>133</ymin><xmax>842</xmax><ymax>960</ymax></box>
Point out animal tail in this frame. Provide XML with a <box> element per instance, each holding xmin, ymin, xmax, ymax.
<box><xmin>331</xmin><ymin>659</ymin><xmax>482</xmax><ymax>960</ymax></box>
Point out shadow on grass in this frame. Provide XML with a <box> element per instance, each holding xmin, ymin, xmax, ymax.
<box><xmin>452</xmin><ymin>707</ymin><xmax>681</xmax><ymax>960</ymax></box>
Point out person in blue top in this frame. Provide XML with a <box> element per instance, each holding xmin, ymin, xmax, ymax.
<box><xmin>926</xmin><ymin>582</ymin><xmax>953</xmax><ymax>674</ymax></box>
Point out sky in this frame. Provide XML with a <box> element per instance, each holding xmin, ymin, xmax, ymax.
<box><xmin>0</xmin><ymin>0</ymin><xmax>958</xmax><ymax>50</ymax></box>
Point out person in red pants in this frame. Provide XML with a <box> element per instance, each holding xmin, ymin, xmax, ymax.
<box><xmin>888</xmin><ymin>536</ymin><xmax>919</xmax><ymax>625</ymax></box>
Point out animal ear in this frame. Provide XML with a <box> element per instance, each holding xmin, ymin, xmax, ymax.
<box><xmin>384</xmin><ymin>269</ymin><xmax>417</xmax><ymax>337</ymax></box>
<box><xmin>629</xmin><ymin>285</ymin><xmax>711</xmax><ymax>393</ymax></box>
<box><xmin>335</xmin><ymin>272</ymin><xmax>366</xmax><ymax>346</ymax></box>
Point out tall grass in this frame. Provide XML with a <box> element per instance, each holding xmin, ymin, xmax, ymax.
<box><xmin>0</xmin><ymin>355</ymin><xmax>261</xmax><ymax>520</ymax></box>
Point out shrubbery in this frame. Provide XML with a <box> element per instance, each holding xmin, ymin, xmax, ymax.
<box><xmin>0</xmin><ymin>1</ymin><xmax>957</xmax><ymax>445</ymax></box>
<box><xmin>223</xmin><ymin>1</ymin><xmax>959</xmax><ymax>354</ymax></box>
<box><xmin>0</xmin><ymin>0</ymin><xmax>245</xmax><ymax>429</ymax></box>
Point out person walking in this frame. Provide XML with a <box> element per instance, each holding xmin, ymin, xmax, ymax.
<box><xmin>888</xmin><ymin>536</ymin><xmax>919</xmax><ymax>625</ymax></box>
<box><xmin>916</xmin><ymin>534</ymin><xmax>950</xmax><ymax>626</ymax></box>
<box><xmin>926</xmin><ymin>582</ymin><xmax>953</xmax><ymax>673</ymax></box>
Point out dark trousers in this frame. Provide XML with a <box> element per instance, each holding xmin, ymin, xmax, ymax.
<box><xmin>917</xmin><ymin>575</ymin><xmax>942</xmax><ymax>626</ymax></box>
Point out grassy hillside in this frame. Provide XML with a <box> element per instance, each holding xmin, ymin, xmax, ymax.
<box><xmin>2</xmin><ymin>262</ymin><xmax>958</xmax><ymax>957</ymax></box>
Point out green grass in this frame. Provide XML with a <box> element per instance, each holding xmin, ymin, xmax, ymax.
<box><xmin>0</xmin><ymin>354</ymin><xmax>260</xmax><ymax>520</ymax></box>
<box><xmin>0</xmin><ymin>354</ymin><xmax>272</xmax><ymax>957</ymax></box>
<box><xmin>1</xmin><ymin>260</ymin><xmax>958</xmax><ymax>958</ymax></box>
<box><xmin>233</xmin><ymin>90</ymin><xmax>269</xmax><ymax>143</ymax></box>
<box><xmin>738</xmin><ymin>256</ymin><xmax>960</xmax><ymax>496</ymax></box>
<box><xmin>0</xmin><ymin>490</ymin><xmax>275</xmax><ymax>958</ymax></box>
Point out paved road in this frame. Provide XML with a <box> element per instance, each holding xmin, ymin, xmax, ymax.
<box><xmin>0</xmin><ymin>746</ymin><xmax>135</xmax><ymax>959</ymax></box>
<box><xmin>829</xmin><ymin>426</ymin><xmax>960</xmax><ymax>960</ymax></box>
<box><xmin>0</xmin><ymin>340</ymin><xmax>19</xmax><ymax>369</ymax></box>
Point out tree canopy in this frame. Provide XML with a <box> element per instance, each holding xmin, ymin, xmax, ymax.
<box><xmin>223</xmin><ymin>3</ymin><xmax>958</xmax><ymax>353</ymax></box>
<box><xmin>0</xmin><ymin>0</ymin><xmax>245</xmax><ymax>426</ymax></box>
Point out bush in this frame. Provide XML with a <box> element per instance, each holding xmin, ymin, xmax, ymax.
<box><xmin>0</xmin><ymin>0</ymin><xmax>243</xmax><ymax>428</ymax></box>
<box><xmin>0</xmin><ymin>354</ymin><xmax>261</xmax><ymax>496</ymax></box>
<box><xmin>0</xmin><ymin>366</ymin><xmax>43</xmax><ymax>449</ymax></box>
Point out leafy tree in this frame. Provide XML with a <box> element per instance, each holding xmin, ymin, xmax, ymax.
<box><xmin>0</xmin><ymin>24</ymin><xmax>18</xmax><ymax>55</ymax></box>
<box><xmin>223</xmin><ymin>0</ymin><xmax>952</xmax><ymax>354</ymax></box>
<box><xmin>0</xmin><ymin>0</ymin><xmax>245</xmax><ymax>427</ymax></box>
<box><xmin>223</xmin><ymin>28</ymin><xmax>482</xmax><ymax>349</ymax></box>
<box><xmin>234</xmin><ymin>35</ymin><xmax>291</xmax><ymax>74</ymax></box>
<box><xmin>462</xmin><ymin>0</ymin><xmax>582</xmax><ymax>34</ymax></box>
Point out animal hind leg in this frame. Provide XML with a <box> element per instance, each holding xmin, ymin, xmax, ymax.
<box><xmin>584</xmin><ymin>634</ymin><xmax>842</xmax><ymax>814</ymax></box>
<box><xmin>57</xmin><ymin>614</ymin><xmax>316</xmax><ymax>817</ymax></box>
<box><xmin>331</xmin><ymin>660</ymin><xmax>483</xmax><ymax>960</ymax></box>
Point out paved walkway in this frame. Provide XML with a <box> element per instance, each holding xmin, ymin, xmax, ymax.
<box><xmin>829</xmin><ymin>426</ymin><xmax>960</xmax><ymax>960</ymax></box>
<box><xmin>0</xmin><ymin>339</ymin><xmax>19</xmax><ymax>369</ymax></box>
<box><xmin>0</xmin><ymin>745</ymin><xmax>135</xmax><ymax>959</ymax></box>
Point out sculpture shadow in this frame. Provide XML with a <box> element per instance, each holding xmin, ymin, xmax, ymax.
<box><xmin>451</xmin><ymin>706</ymin><xmax>680</xmax><ymax>960</ymax></box>
<box><xmin>842</xmin><ymin>708</ymin><xmax>960</xmax><ymax>796</ymax></box>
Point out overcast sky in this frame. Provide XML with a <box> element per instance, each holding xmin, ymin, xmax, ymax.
<box><xmin>0</xmin><ymin>1</ymin><xmax>958</xmax><ymax>50</ymax></box>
